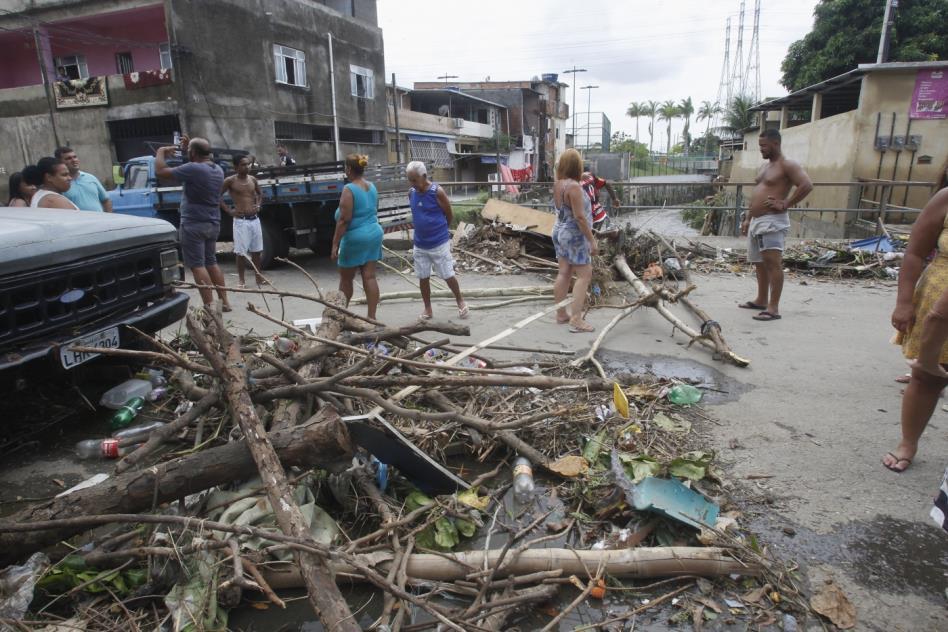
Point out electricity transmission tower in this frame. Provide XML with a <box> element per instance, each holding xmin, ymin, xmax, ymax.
<box><xmin>715</xmin><ymin>16</ymin><xmax>732</xmax><ymax>123</ymax></box>
<box><xmin>730</xmin><ymin>0</ymin><xmax>746</xmax><ymax>99</ymax></box>
<box><xmin>744</xmin><ymin>0</ymin><xmax>762</xmax><ymax>103</ymax></box>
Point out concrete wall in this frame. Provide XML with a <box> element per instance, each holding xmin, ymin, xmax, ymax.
<box><xmin>168</xmin><ymin>0</ymin><xmax>386</xmax><ymax>165</ymax></box>
<box><xmin>853</xmin><ymin>70</ymin><xmax>948</xmax><ymax>210</ymax></box>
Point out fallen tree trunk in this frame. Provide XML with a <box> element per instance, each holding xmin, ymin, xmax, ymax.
<box><xmin>614</xmin><ymin>256</ymin><xmax>750</xmax><ymax>367</ymax></box>
<box><xmin>189</xmin><ymin>309</ymin><xmax>360</xmax><ymax>631</ymax></box>
<box><xmin>0</xmin><ymin>408</ymin><xmax>352</xmax><ymax>566</ymax></box>
<box><xmin>260</xmin><ymin>546</ymin><xmax>759</xmax><ymax>587</ymax></box>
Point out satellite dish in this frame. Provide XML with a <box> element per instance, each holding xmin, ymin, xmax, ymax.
<box><xmin>438</xmin><ymin>104</ymin><xmax>450</xmax><ymax>117</ymax></box>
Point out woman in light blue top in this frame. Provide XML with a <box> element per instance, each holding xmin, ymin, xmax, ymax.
<box><xmin>332</xmin><ymin>154</ymin><xmax>383</xmax><ymax>319</ymax></box>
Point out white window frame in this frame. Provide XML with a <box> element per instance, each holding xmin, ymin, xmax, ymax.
<box><xmin>159</xmin><ymin>43</ymin><xmax>173</xmax><ymax>70</ymax></box>
<box><xmin>274</xmin><ymin>44</ymin><xmax>307</xmax><ymax>87</ymax></box>
<box><xmin>55</xmin><ymin>55</ymin><xmax>89</xmax><ymax>80</ymax></box>
<box><xmin>349</xmin><ymin>64</ymin><xmax>374</xmax><ymax>99</ymax></box>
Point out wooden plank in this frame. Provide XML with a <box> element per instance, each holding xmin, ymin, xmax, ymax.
<box><xmin>481</xmin><ymin>199</ymin><xmax>556</xmax><ymax>238</ymax></box>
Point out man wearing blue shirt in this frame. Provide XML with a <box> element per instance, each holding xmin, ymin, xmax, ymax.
<box><xmin>55</xmin><ymin>146</ymin><xmax>112</xmax><ymax>212</ymax></box>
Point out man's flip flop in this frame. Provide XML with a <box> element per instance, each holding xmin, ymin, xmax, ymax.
<box><xmin>753</xmin><ymin>311</ymin><xmax>782</xmax><ymax>321</ymax></box>
<box><xmin>569</xmin><ymin>322</ymin><xmax>595</xmax><ymax>333</ymax></box>
<box><xmin>458</xmin><ymin>305</ymin><xmax>469</xmax><ymax>319</ymax></box>
<box><xmin>739</xmin><ymin>301</ymin><xmax>766</xmax><ymax>310</ymax></box>
<box><xmin>883</xmin><ymin>452</ymin><xmax>912</xmax><ymax>473</ymax></box>
<box><xmin>418</xmin><ymin>313</ymin><xmax>432</xmax><ymax>321</ymax></box>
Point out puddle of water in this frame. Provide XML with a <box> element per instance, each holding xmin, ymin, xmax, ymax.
<box><xmin>614</xmin><ymin>208</ymin><xmax>698</xmax><ymax>237</ymax></box>
<box><xmin>752</xmin><ymin>514</ymin><xmax>948</xmax><ymax>603</ymax></box>
<box><xmin>597</xmin><ymin>350</ymin><xmax>752</xmax><ymax>404</ymax></box>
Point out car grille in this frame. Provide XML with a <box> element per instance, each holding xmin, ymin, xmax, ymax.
<box><xmin>0</xmin><ymin>244</ymin><xmax>168</xmax><ymax>348</ymax></box>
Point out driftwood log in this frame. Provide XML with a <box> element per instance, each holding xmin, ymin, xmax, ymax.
<box><xmin>0</xmin><ymin>408</ymin><xmax>352</xmax><ymax>566</ymax></box>
<box><xmin>187</xmin><ymin>307</ymin><xmax>361</xmax><ymax>632</ymax></box>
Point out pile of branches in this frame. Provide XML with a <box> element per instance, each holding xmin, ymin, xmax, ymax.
<box><xmin>0</xmin><ymin>270</ymin><xmax>812</xmax><ymax>631</ymax></box>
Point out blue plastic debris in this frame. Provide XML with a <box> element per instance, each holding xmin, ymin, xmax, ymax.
<box><xmin>849</xmin><ymin>236</ymin><xmax>896</xmax><ymax>253</ymax></box>
<box><xmin>611</xmin><ymin>448</ymin><xmax>719</xmax><ymax>530</ymax></box>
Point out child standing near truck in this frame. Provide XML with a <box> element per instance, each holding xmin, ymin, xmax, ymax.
<box><xmin>405</xmin><ymin>161</ymin><xmax>467</xmax><ymax>320</ymax></box>
<box><xmin>221</xmin><ymin>155</ymin><xmax>265</xmax><ymax>287</ymax></box>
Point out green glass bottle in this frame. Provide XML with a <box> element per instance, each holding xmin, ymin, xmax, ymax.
<box><xmin>109</xmin><ymin>397</ymin><xmax>145</xmax><ymax>430</ymax></box>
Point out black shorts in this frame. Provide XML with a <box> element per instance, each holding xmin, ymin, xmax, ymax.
<box><xmin>179</xmin><ymin>221</ymin><xmax>219</xmax><ymax>268</ymax></box>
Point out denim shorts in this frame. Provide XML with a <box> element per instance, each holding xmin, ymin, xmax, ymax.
<box><xmin>180</xmin><ymin>221</ymin><xmax>220</xmax><ymax>268</ymax></box>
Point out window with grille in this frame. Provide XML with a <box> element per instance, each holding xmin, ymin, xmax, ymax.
<box><xmin>115</xmin><ymin>52</ymin><xmax>134</xmax><ymax>74</ymax></box>
<box><xmin>159</xmin><ymin>43</ymin><xmax>173</xmax><ymax>70</ymax></box>
<box><xmin>349</xmin><ymin>64</ymin><xmax>374</xmax><ymax>99</ymax></box>
<box><xmin>409</xmin><ymin>139</ymin><xmax>452</xmax><ymax>168</ymax></box>
<box><xmin>274</xmin><ymin>44</ymin><xmax>307</xmax><ymax>87</ymax></box>
<box><xmin>274</xmin><ymin>121</ymin><xmax>333</xmax><ymax>142</ymax></box>
<box><xmin>55</xmin><ymin>55</ymin><xmax>89</xmax><ymax>80</ymax></box>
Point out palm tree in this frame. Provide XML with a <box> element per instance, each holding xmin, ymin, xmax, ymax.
<box><xmin>644</xmin><ymin>100</ymin><xmax>658</xmax><ymax>155</ymax></box>
<box><xmin>722</xmin><ymin>95</ymin><xmax>756</xmax><ymax>138</ymax></box>
<box><xmin>697</xmin><ymin>100</ymin><xmax>723</xmax><ymax>155</ymax></box>
<box><xmin>625</xmin><ymin>102</ymin><xmax>643</xmax><ymax>145</ymax></box>
<box><xmin>678</xmin><ymin>97</ymin><xmax>695</xmax><ymax>156</ymax></box>
<box><xmin>657</xmin><ymin>100</ymin><xmax>680</xmax><ymax>155</ymax></box>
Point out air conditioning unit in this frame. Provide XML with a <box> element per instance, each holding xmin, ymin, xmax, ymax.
<box><xmin>452</xmin><ymin>118</ymin><xmax>464</xmax><ymax>129</ymax></box>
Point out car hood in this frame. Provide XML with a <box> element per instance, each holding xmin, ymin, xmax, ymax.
<box><xmin>0</xmin><ymin>208</ymin><xmax>177</xmax><ymax>275</ymax></box>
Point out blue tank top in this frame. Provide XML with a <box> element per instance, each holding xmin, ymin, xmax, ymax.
<box><xmin>409</xmin><ymin>183</ymin><xmax>450</xmax><ymax>249</ymax></box>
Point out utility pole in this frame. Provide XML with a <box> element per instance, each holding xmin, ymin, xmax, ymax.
<box><xmin>562</xmin><ymin>66</ymin><xmax>587</xmax><ymax>143</ymax></box>
<box><xmin>327</xmin><ymin>33</ymin><xmax>341</xmax><ymax>161</ymax></box>
<box><xmin>580</xmin><ymin>85</ymin><xmax>598</xmax><ymax>151</ymax></box>
<box><xmin>391</xmin><ymin>72</ymin><xmax>402</xmax><ymax>164</ymax></box>
<box><xmin>32</xmin><ymin>27</ymin><xmax>60</xmax><ymax>147</ymax></box>
<box><xmin>877</xmin><ymin>0</ymin><xmax>898</xmax><ymax>63</ymax></box>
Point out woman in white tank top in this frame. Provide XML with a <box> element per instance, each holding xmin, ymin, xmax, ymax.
<box><xmin>28</xmin><ymin>157</ymin><xmax>79</xmax><ymax>210</ymax></box>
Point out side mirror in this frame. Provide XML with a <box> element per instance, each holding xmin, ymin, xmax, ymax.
<box><xmin>112</xmin><ymin>164</ymin><xmax>125</xmax><ymax>194</ymax></box>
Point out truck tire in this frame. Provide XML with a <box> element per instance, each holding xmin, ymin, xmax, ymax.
<box><xmin>260</xmin><ymin>220</ymin><xmax>288</xmax><ymax>269</ymax></box>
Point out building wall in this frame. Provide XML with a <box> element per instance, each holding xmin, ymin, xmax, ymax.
<box><xmin>47</xmin><ymin>15</ymin><xmax>166</xmax><ymax>77</ymax></box>
<box><xmin>0</xmin><ymin>31</ymin><xmax>42</xmax><ymax>88</ymax></box>
<box><xmin>853</xmin><ymin>70</ymin><xmax>948</xmax><ymax>210</ymax></box>
<box><xmin>168</xmin><ymin>0</ymin><xmax>386</xmax><ymax>165</ymax></box>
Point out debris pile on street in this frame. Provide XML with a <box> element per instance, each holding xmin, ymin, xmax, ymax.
<box><xmin>0</xmin><ymin>261</ymin><xmax>837</xmax><ymax>630</ymax></box>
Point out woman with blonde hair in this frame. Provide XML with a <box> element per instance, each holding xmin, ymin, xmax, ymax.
<box><xmin>332</xmin><ymin>154</ymin><xmax>383</xmax><ymax>320</ymax></box>
<box><xmin>551</xmin><ymin>148</ymin><xmax>598</xmax><ymax>332</ymax></box>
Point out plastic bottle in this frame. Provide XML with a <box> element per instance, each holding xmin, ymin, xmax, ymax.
<box><xmin>109</xmin><ymin>397</ymin><xmax>145</xmax><ymax>430</ymax></box>
<box><xmin>113</xmin><ymin>420</ymin><xmax>167</xmax><ymax>441</ymax></box>
<box><xmin>146</xmin><ymin>387</ymin><xmax>168</xmax><ymax>402</ymax></box>
<box><xmin>75</xmin><ymin>438</ymin><xmax>140</xmax><ymax>460</ymax></box>
<box><xmin>512</xmin><ymin>457</ymin><xmax>535</xmax><ymax>504</ymax></box>
<box><xmin>136</xmin><ymin>368</ymin><xmax>166</xmax><ymax>388</ymax></box>
<box><xmin>667</xmin><ymin>384</ymin><xmax>702</xmax><ymax>405</ymax></box>
<box><xmin>99</xmin><ymin>379</ymin><xmax>153</xmax><ymax>409</ymax></box>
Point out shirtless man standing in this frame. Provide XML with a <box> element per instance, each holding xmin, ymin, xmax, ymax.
<box><xmin>739</xmin><ymin>128</ymin><xmax>813</xmax><ymax>321</ymax></box>
<box><xmin>221</xmin><ymin>155</ymin><xmax>265</xmax><ymax>287</ymax></box>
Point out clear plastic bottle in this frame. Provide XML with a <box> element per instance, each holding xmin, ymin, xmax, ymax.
<box><xmin>75</xmin><ymin>438</ymin><xmax>140</xmax><ymax>460</ymax></box>
<box><xmin>512</xmin><ymin>457</ymin><xmax>535</xmax><ymax>504</ymax></box>
<box><xmin>112</xmin><ymin>420</ymin><xmax>167</xmax><ymax>442</ymax></box>
<box><xmin>667</xmin><ymin>384</ymin><xmax>702</xmax><ymax>405</ymax></box>
<box><xmin>109</xmin><ymin>397</ymin><xmax>145</xmax><ymax>430</ymax></box>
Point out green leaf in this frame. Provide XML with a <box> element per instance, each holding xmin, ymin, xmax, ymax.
<box><xmin>405</xmin><ymin>490</ymin><xmax>434</xmax><ymax>512</ymax></box>
<box><xmin>668</xmin><ymin>451</ymin><xmax>713</xmax><ymax>481</ymax></box>
<box><xmin>652</xmin><ymin>413</ymin><xmax>691</xmax><ymax>433</ymax></box>
<box><xmin>433</xmin><ymin>517</ymin><xmax>460</xmax><ymax>549</ymax></box>
<box><xmin>583</xmin><ymin>430</ymin><xmax>608</xmax><ymax>463</ymax></box>
<box><xmin>619</xmin><ymin>453</ymin><xmax>661</xmax><ymax>483</ymax></box>
<box><xmin>454</xmin><ymin>518</ymin><xmax>477</xmax><ymax>538</ymax></box>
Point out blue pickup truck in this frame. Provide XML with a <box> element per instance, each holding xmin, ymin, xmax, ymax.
<box><xmin>110</xmin><ymin>155</ymin><xmax>414</xmax><ymax>268</ymax></box>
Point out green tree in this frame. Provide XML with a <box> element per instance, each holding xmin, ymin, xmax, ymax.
<box><xmin>697</xmin><ymin>100</ymin><xmax>722</xmax><ymax>155</ymax></box>
<box><xmin>625</xmin><ymin>102</ymin><xmax>644</xmax><ymax>144</ymax></box>
<box><xmin>678</xmin><ymin>97</ymin><xmax>695</xmax><ymax>156</ymax></box>
<box><xmin>721</xmin><ymin>95</ymin><xmax>756</xmax><ymax>137</ymax></box>
<box><xmin>657</xmin><ymin>100</ymin><xmax>680</xmax><ymax>154</ymax></box>
<box><xmin>644</xmin><ymin>100</ymin><xmax>658</xmax><ymax>155</ymax></box>
<box><xmin>780</xmin><ymin>0</ymin><xmax>948</xmax><ymax>91</ymax></box>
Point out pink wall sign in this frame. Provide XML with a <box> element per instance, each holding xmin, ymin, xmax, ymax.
<box><xmin>910</xmin><ymin>69</ymin><xmax>948</xmax><ymax>120</ymax></box>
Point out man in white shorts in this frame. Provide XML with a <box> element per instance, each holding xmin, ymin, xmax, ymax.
<box><xmin>406</xmin><ymin>161</ymin><xmax>468</xmax><ymax>320</ymax></box>
<box><xmin>221</xmin><ymin>155</ymin><xmax>265</xmax><ymax>287</ymax></box>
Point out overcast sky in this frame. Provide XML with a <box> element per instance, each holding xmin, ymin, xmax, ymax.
<box><xmin>378</xmin><ymin>0</ymin><xmax>821</xmax><ymax>151</ymax></box>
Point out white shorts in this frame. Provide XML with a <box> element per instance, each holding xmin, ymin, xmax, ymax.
<box><xmin>233</xmin><ymin>216</ymin><xmax>263</xmax><ymax>255</ymax></box>
<box><xmin>413</xmin><ymin>241</ymin><xmax>455</xmax><ymax>280</ymax></box>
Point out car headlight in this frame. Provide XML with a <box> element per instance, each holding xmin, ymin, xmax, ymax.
<box><xmin>160</xmin><ymin>248</ymin><xmax>180</xmax><ymax>284</ymax></box>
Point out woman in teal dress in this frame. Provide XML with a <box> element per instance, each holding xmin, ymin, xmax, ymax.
<box><xmin>332</xmin><ymin>154</ymin><xmax>383</xmax><ymax>319</ymax></box>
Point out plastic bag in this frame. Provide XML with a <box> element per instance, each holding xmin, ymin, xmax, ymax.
<box><xmin>0</xmin><ymin>552</ymin><xmax>49</xmax><ymax>621</ymax></box>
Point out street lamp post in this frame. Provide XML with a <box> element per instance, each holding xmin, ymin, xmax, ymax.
<box><xmin>580</xmin><ymin>85</ymin><xmax>598</xmax><ymax>150</ymax></box>
<box><xmin>562</xmin><ymin>66</ymin><xmax>587</xmax><ymax>145</ymax></box>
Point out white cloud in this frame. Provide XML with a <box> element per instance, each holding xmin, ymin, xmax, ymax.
<box><xmin>378</xmin><ymin>0</ymin><xmax>820</xmax><ymax>151</ymax></box>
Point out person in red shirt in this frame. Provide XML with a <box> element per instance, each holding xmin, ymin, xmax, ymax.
<box><xmin>581</xmin><ymin>169</ymin><xmax>620</xmax><ymax>229</ymax></box>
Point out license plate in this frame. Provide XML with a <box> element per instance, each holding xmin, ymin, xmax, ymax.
<box><xmin>61</xmin><ymin>327</ymin><xmax>120</xmax><ymax>369</ymax></box>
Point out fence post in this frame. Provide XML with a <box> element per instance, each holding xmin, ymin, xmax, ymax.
<box><xmin>733</xmin><ymin>185</ymin><xmax>743</xmax><ymax>236</ymax></box>
<box><xmin>878</xmin><ymin>185</ymin><xmax>889</xmax><ymax>235</ymax></box>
